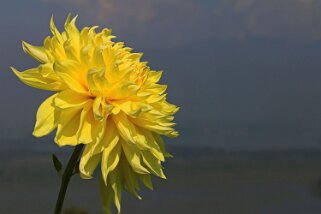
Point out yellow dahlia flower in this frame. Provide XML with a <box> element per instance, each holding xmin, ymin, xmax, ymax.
<box><xmin>11</xmin><ymin>15</ymin><xmax>179</xmax><ymax>213</ymax></box>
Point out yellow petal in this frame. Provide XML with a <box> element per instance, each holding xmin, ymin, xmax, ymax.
<box><xmin>102</xmin><ymin>46</ymin><xmax>119</xmax><ymax>82</ymax></box>
<box><xmin>53</xmin><ymin>60</ymin><xmax>88</xmax><ymax>94</ymax></box>
<box><xmin>95</xmin><ymin>28</ymin><xmax>113</xmax><ymax>44</ymax></box>
<box><xmin>64</xmin><ymin>15</ymin><xmax>80</xmax><ymax>39</ymax></box>
<box><xmin>11</xmin><ymin>67</ymin><xmax>66</xmax><ymax>91</ymax></box>
<box><xmin>93</xmin><ymin>96</ymin><xmax>104</xmax><ymax>121</ymax></box>
<box><xmin>141</xmin><ymin>151</ymin><xmax>166</xmax><ymax>179</ymax></box>
<box><xmin>79</xmin><ymin>143</ymin><xmax>102</xmax><ymax>179</ymax></box>
<box><xmin>92</xmin><ymin>118</ymin><xmax>119</xmax><ymax>155</ymax></box>
<box><xmin>108</xmin><ymin>82</ymin><xmax>139</xmax><ymax>100</ymax></box>
<box><xmin>33</xmin><ymin>94</ymin><xmax>58</xmax><ymax>137</ymax></box>
<box><xmin>139</xmin><ymin>174</ymin><xmax>153</xmax><ymax>190</ymax></box>
<box><xmin>101</xmin><ymin>137</ymin><xmax>121</xmax><ymax>184</ymax></box>
<box><xmin>109</xmin><ymin>168</ymin><xmax>122</xmax><ymax>213</ymax></box>
<box><xmin>50</xmin><ymin>16</ymin><xmax>63</xmax><ymax>43</ymax></box>
<box><xmin>139</xmin><ymin>128</ymin><xmax>164</xmax><ymax>161</ymax></box>
<box><xmin>121</xmin><ymin>140</ymin><xmax>149</xmax><ymax>174</ymax></box>
<box><xmin>64</xmin><ymin>15</ymin><xmax>81</xmax><ymax>60</ymax></box>
<box><xmin>100</xmin><ymin>176</ymin><xmax>114</xmax><ymax>214</ymax></box>
<box><xmin>132</xmin><ymin>115</ymin><xmax>178</xmax><ymax>138</ymax></box>
<box><xmin>55</xmin><ymin>108</ymin><xmax>81</xmax><ymax>146</ymax></box>
<box><xmin>80</xmin><ymin>43</ymin><xmax>94</xmax><ymax>65</ymax></box>
<box><xmin>77</xmin><ymin>102</ymin><xmax>94</xmax><ymax>144</ymax></box>
<box><xmin>146</xmin><ymin>71</ymin><xmax>162</xmax><ymax>83</ymax></box>
<box><xmin>112</xmin><ymin>100</ymin><xmax>151</xmax><ymax>118</ymax></box>
<box><xmin>22</xmin><ymin>41</ymin><xmax>49</xmax><ymax>63</ymax></box>
<box><xmin>77</xmin><ymin>102</ymin><xmax>105</xmax><ymax>145</ymax></box>
<box><xmin>153</xmin><ymin>133</ymin><xmax>173</xmax><ymax>158</ymax></box>
<box><xmin>64</xmin><ymin>13</ymin><xmax>72</xmax><ymax>29</ymax></box>
<box><xmin>112</xmin><ymin>112</ymin><xmax>149</xmax><ymax>150</ymax></box>
<box><xmin>87</xmin><ymin>68</ymin><xmax>110</xmax><ymax>97</ymax></box>
<box><xmin>112</xmin><ymin>113</ymin><xmax>136</xmax><ymax>143</ymax></box>
<box><xmin>120</xmin><ymin>157</ymin><xmax>141</xmax><ymax>199</ymax></box>
<box><xmin>38</xmin><ymin>63</ymin><xmax>60</xmax><ymax>80</ymax></box>
<box><xmin>54</xmin><ymin>89</ymin><xmax>90</xmax><ymax>109</ymax></box>
<box><xmin>145</xmin><ymin>84</ymin><xmax>167</xmax><ymax>95</ymax></box>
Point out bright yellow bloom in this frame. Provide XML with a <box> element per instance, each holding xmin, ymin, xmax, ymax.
<box><xmin>11</xmin><ymin>15</ymin><xmax>179</xmax><ymax>213</ymax></box>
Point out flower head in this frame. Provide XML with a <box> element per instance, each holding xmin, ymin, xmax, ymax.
<box><xmin>11</xmin><ymin>15</ymin><xmax>179</xmax><ymax>213</ymax></box>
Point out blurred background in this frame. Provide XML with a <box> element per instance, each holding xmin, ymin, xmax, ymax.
<box><xmin>2</xmin><ymin>0</ymin><xmax>321</xmax><ymax>213</ymax></box>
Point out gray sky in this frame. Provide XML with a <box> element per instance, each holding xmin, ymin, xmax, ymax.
<box><xmin>1</xmin><ymin>0</ymin><xmax>321</xmax><ymax>149</ymax></box>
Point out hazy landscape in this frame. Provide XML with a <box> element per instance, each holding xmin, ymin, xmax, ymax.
<box><xmin>1</xmin><ymin>143</ymin><xmax>321</xmax><ymax>214</ymax></box>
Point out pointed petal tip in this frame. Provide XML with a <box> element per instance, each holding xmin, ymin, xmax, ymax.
<box><xmin>66</xmin><ymin>14</ymin><xmax>79</xmax><ymax>27</ymax></box>
<box><xmin>50</xmin><ymin>15</ymin><xmax>55</xmax><ymax>26</ymax></box>
<box><xmin>102</xmin><ymin>174</ymin><xmax>108</xmax><ymax>186</ymax></box>
<box><xmin>64</xmin><ymin>13</ymin><xmax>72</xmax><ymax>28</ymax></box>
<box><xmin>10</xmin><ymin>66</ymin><xmax>17</xmax><ymax>73</ymax></box>
<box><xmin>21</xmin><ymin>40</ymin><xmax>30</xmax><ymax>48</ymax></box>
<box><xmin>168</xmin><ymin>131</ymin><xmax>179</xmax><ymax>138</ymax></box>
<box><xmin>21</xmin><ymin>41</ymin><xmax>28</xmax><ymax>51</ymax></box>
<box><xmin>161</xmin><ymin>174</ymin><xmax>167</xmax><ymax>179</ymax></box>
<box><xmin>71</xmin><ymin>15</ymin><xmax>78</xmax><ymax>24</ymax></box>
<box><xmin>10</xmin><ymin>67</ymin><xmax>22</xmax><ymax>79</ymax></box>
<box><xmin>21</xmin><ymin>41</ymin><xmax>49</xmax><ymax>62</ymax></box>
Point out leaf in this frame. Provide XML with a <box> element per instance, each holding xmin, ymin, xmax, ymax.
<box><xmin>52</xmin><ymin>154</ymin><xmax>63</xmax><ymax>174</ymax></box>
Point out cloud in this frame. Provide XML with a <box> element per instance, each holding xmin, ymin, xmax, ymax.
<box><xmin>213</xmin><ymin>0</ymin><xmax>321</xmax><ymax>41</ymax></box>
<box><xmin>41</xmin><ymin>0</ymin><xmax>156</xmax><ymax>27</ymax></box>
<box><xmin>40</xmin><ymin>0</ymin><xmax>321</xmax><ymax>48</ymax></box>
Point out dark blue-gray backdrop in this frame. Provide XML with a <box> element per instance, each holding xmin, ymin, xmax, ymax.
<box><xmin>2</xmin><ymin>1</ymin><xmax>321</xmax><ymax>214</ymax></box>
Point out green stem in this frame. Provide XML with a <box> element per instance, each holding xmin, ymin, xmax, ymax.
<box><xmin>54</xmin><ymin>144</ymin><xmax>84</xmax><ymax>214</ymax></box>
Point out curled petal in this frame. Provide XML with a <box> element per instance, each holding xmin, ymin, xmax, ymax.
<box><xmin>54</xmin><ymin>60</ymin><xmax>88</xmax><ymax>94</ymax></box>
<box><xmin>22</xmin><ymin>41</ymin><xmax>49</xmax><ymax>63</ymax></box>
<box><xmin>11</xmin><ymin>67</ymin><xmax>66</xmax><ymax>91</ymax></box>
<box><xmin>112</xmin><ymin>100</ymin><xmax>151</xmax><ymax>118</ymax></box>
<box><xmin>93</xmin><ymin>96</ymin><xmax>104</xmax><ymax>121</ymax></box>
<box><xmin>38</xmin><ymin>63</ymin><xmax>60</xmax><ymax>80</ymax></box>
<box><xmin>87</xmin><ymin>68</ymin><xmax>110</xmax><ymax>97</ymax></box>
